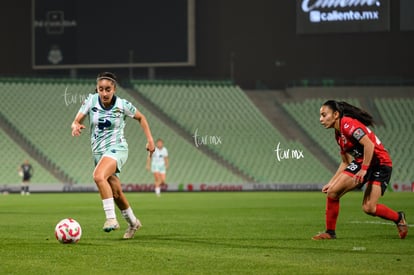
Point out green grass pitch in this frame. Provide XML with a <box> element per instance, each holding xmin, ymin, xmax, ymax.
<box><xmin>0</xmin><ymin>192</ymin><xmax>412</xmax><ymax>274</ymax></box>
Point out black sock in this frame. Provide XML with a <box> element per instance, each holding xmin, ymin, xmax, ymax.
<box><xmin>326</xmin><ymin>230</ymin><xmax>336</xmax><ymax>236</ymax></box>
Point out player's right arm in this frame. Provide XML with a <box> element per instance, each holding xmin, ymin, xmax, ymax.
<box><xmin>72</xmin><ymin>93</ymin><xmax>93</xmax><ymax>137</ymax></box>
<box><xmin>71</xmin><ymin>112</ymin><xmax>87</xmax><ymax>137</ymax></box>
<box><xmin>322</xmin><ymin>153</ymin><xmax>352</xmax><ymax>193</ymax></box>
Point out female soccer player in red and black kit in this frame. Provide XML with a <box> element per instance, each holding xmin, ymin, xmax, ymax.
<box><xmin>313</xmin><ymin>100</ymin><xmax>408</xmax><ymax>240</ymax></box>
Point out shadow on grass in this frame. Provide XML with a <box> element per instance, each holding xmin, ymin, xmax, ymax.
<box><xmin>123</xmin><ymin>234</ymin><xmax>408</xmax><ymax>256</ymax></box>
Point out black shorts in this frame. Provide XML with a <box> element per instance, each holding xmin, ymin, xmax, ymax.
<box><xmin>343</xmin><ymin>160</ymin><xmax>392</xmax><ymax>195</ymax></box>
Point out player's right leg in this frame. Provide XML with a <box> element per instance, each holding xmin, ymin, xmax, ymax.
<box><xmin>93</xmin><ymin>157</ymin><xmax>119</xmax><ymax>232</ymax></box>
<box><xmin>312</xmin><ymin>173</ymin><xmax>357</xmax><ymax>240</ymax></box>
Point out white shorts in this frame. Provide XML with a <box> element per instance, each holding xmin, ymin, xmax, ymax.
<box><xmin>151</xmin><ymin>163</ymin><xmax>166</xmax><ymax>174</ymax></box>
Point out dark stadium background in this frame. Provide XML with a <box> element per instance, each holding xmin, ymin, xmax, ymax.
<box><xmin>2</xmin><ymin>0</ymin><xmax>414</xmax><ymax>88</ymax></box>
<box><xmin>1</xmin><ymin>0</ymin><xmax>413</xmax><ymax>191</ymax></box>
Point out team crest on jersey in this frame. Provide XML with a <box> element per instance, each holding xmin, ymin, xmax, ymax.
<box><xmin>112</xmin><ymin>107</ymin><xmax>122</xmax><ymax>117</ymax></box>
<box><xmin>352</xmin><ymin>128</ymin><xmax>366</xmax><ymax>141</ymax></box>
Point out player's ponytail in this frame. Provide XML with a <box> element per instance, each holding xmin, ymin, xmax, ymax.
<box><xmin>323</xmin><ymin>100</ymin><xmax>375</xmax><ymax>126</ymax></box>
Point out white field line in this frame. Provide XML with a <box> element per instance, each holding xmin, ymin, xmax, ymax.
<box><xmin>349</xmin><ymin>220</ymin><xmax>413</xmax><ymax>227</ymax></box>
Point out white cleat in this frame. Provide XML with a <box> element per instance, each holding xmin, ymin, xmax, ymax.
<box><xmin>123</xmin><ymin>219</ymin><xmax>142</xmax><ymax>239</ymax></box>
<box><xmin>103</xmin><ymin>218</ymin><xmax>120</xmax><ymax>232</ymax></box>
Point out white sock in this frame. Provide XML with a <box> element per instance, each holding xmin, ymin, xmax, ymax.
<box><xmin>155</xmin><ymin>187</ymin><xmax>161</xmax><ymax>195</ymax></box>
<box><xmin>121</xmin><ymin>207</ymin><xmax>137</xmax><ymax>225</ymax></box>
<box><xmin>102</xmin><ymin>198</ymin><xmax>116</xmax><ymax>219</ymax></box>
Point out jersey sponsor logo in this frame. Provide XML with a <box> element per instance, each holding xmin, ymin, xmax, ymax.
<box><xmin>92</xmin><ymin>107</ymin><xmax>98</xmax><ymax>112</ymax></box>
<box><xmin>98</xmin><ymin>119</ymin><xmax>111</xmax><ymax>130</ymax></box>
<box><xmin>352</xmin><ymin>128</ymin><xmax>366</xmax><ymax>141</ymax></box>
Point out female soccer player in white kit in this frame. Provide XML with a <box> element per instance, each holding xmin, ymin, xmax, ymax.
<box><xmin>146</xmin><ymin>138</ymin><xmax>169</xmax><ymax>196</ymax></box>
<box><xmin>71</xmin><ymin>72</ymin><xmax>155</xmax><ymax>239</ymax></box>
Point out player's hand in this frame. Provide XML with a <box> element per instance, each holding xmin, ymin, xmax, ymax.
<box><xmin>354</xmin><ymin>169</ymin><xmax>367</xmax><ymax>185</ymax></box>
<box><xmin>71</xmin><ymin>123</ymin><xmax>86</xmax><ymax>136</ymax></box>
<box><xmin>322</xmin><ymin>183</ymin><xmax>330</xmax><ymax>193</ymax></box>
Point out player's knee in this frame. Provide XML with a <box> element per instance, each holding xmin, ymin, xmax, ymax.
<box><xmin>362</xmin><ymin>203</ymin><xmax>376</xmax><ymax>215</ymax></box>
<box><xmin>327</xmin><ymin>192</ymin><xmax>340</xmax><ymax>200</ymax></box>
<box><xmin>93</xmin><ymin>171</ymin><xmax>106</xmax><ymax>184</ymax></box>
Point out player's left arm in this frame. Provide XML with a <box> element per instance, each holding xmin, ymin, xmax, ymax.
<box><xmin>164</xmin><ymin>156</ymin><xmax>169</xmax><ymax>170</ymax></box>
<box><xmin>146</xmin><ymin>153</ymin><xmax>152</xmax><ymax>171</ymax></box>
<box><xmin>354</xmin><ymin>135</ymin><xmax>374</xmax><ymax>184</ymax></box>
<box><xmin>133</xmin><ymin>110</ymin><xmax>155</xmax><ymax>155</ymax></box>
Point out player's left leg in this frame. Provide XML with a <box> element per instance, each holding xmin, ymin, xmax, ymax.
<box><xmin>160</xmin><ymin>172</ymin><xmax>167</xmax><ymax>186</ymax></box>
<box><xmin>108</xmin><ymin>175</ymin><xmax>129</xmax><ymax>210</ymax></box>
<box><xmin>153</xmin><ymin>172</ymin><xmax>162</xmax><ymax>197</ymax></box>
<box><xmin>108</xmin><ymin>175</ymin><xmax>142</xmax><ymax>239</ymax></box>
<box><xmin>25</xmin><ymin>182</ymin><xmax>30</xmax><ymax>195</ymax></box>
<box><xmin>362</xmin><ymin>182</ymin><xmax>407</xmax><ymax>239</ymax></box>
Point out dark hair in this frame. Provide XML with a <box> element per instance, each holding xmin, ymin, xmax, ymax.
<box><xmin>323</xmin><ymin>100</ymin><xmax>375</xmax><ymax>126</ymax></box>
<box><xmin>96</xmin><ymin>72</ymin><xmax>117</xmax><ymax>86</ymax></box>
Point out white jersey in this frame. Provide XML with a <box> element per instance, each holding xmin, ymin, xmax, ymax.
<box><xmin>78</xmin><ymin>93</ymin><xmax>137</xmax><ymax>154</ymax></box>
<box><xmin>151</xmin><ymin>147</ymin><xmax>168</xmax><ymax>166</ymax></box>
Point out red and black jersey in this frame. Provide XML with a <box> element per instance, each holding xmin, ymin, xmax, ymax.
<box><xmin>335</xmin><ymin>116</ymin><xmax>392</xmax><ymax>167</ymax></box>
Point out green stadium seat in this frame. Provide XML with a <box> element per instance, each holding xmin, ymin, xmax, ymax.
<box><xmin>133</xmin><ymin>81</ymin><xmax>332</xmax><ymax>183</ymax></box>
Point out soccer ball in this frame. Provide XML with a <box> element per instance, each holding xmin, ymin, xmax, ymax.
<box><xmin>55</xmin><ymin>218</ymin><xmax>82</xmax><ymax>244</ymax></box>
